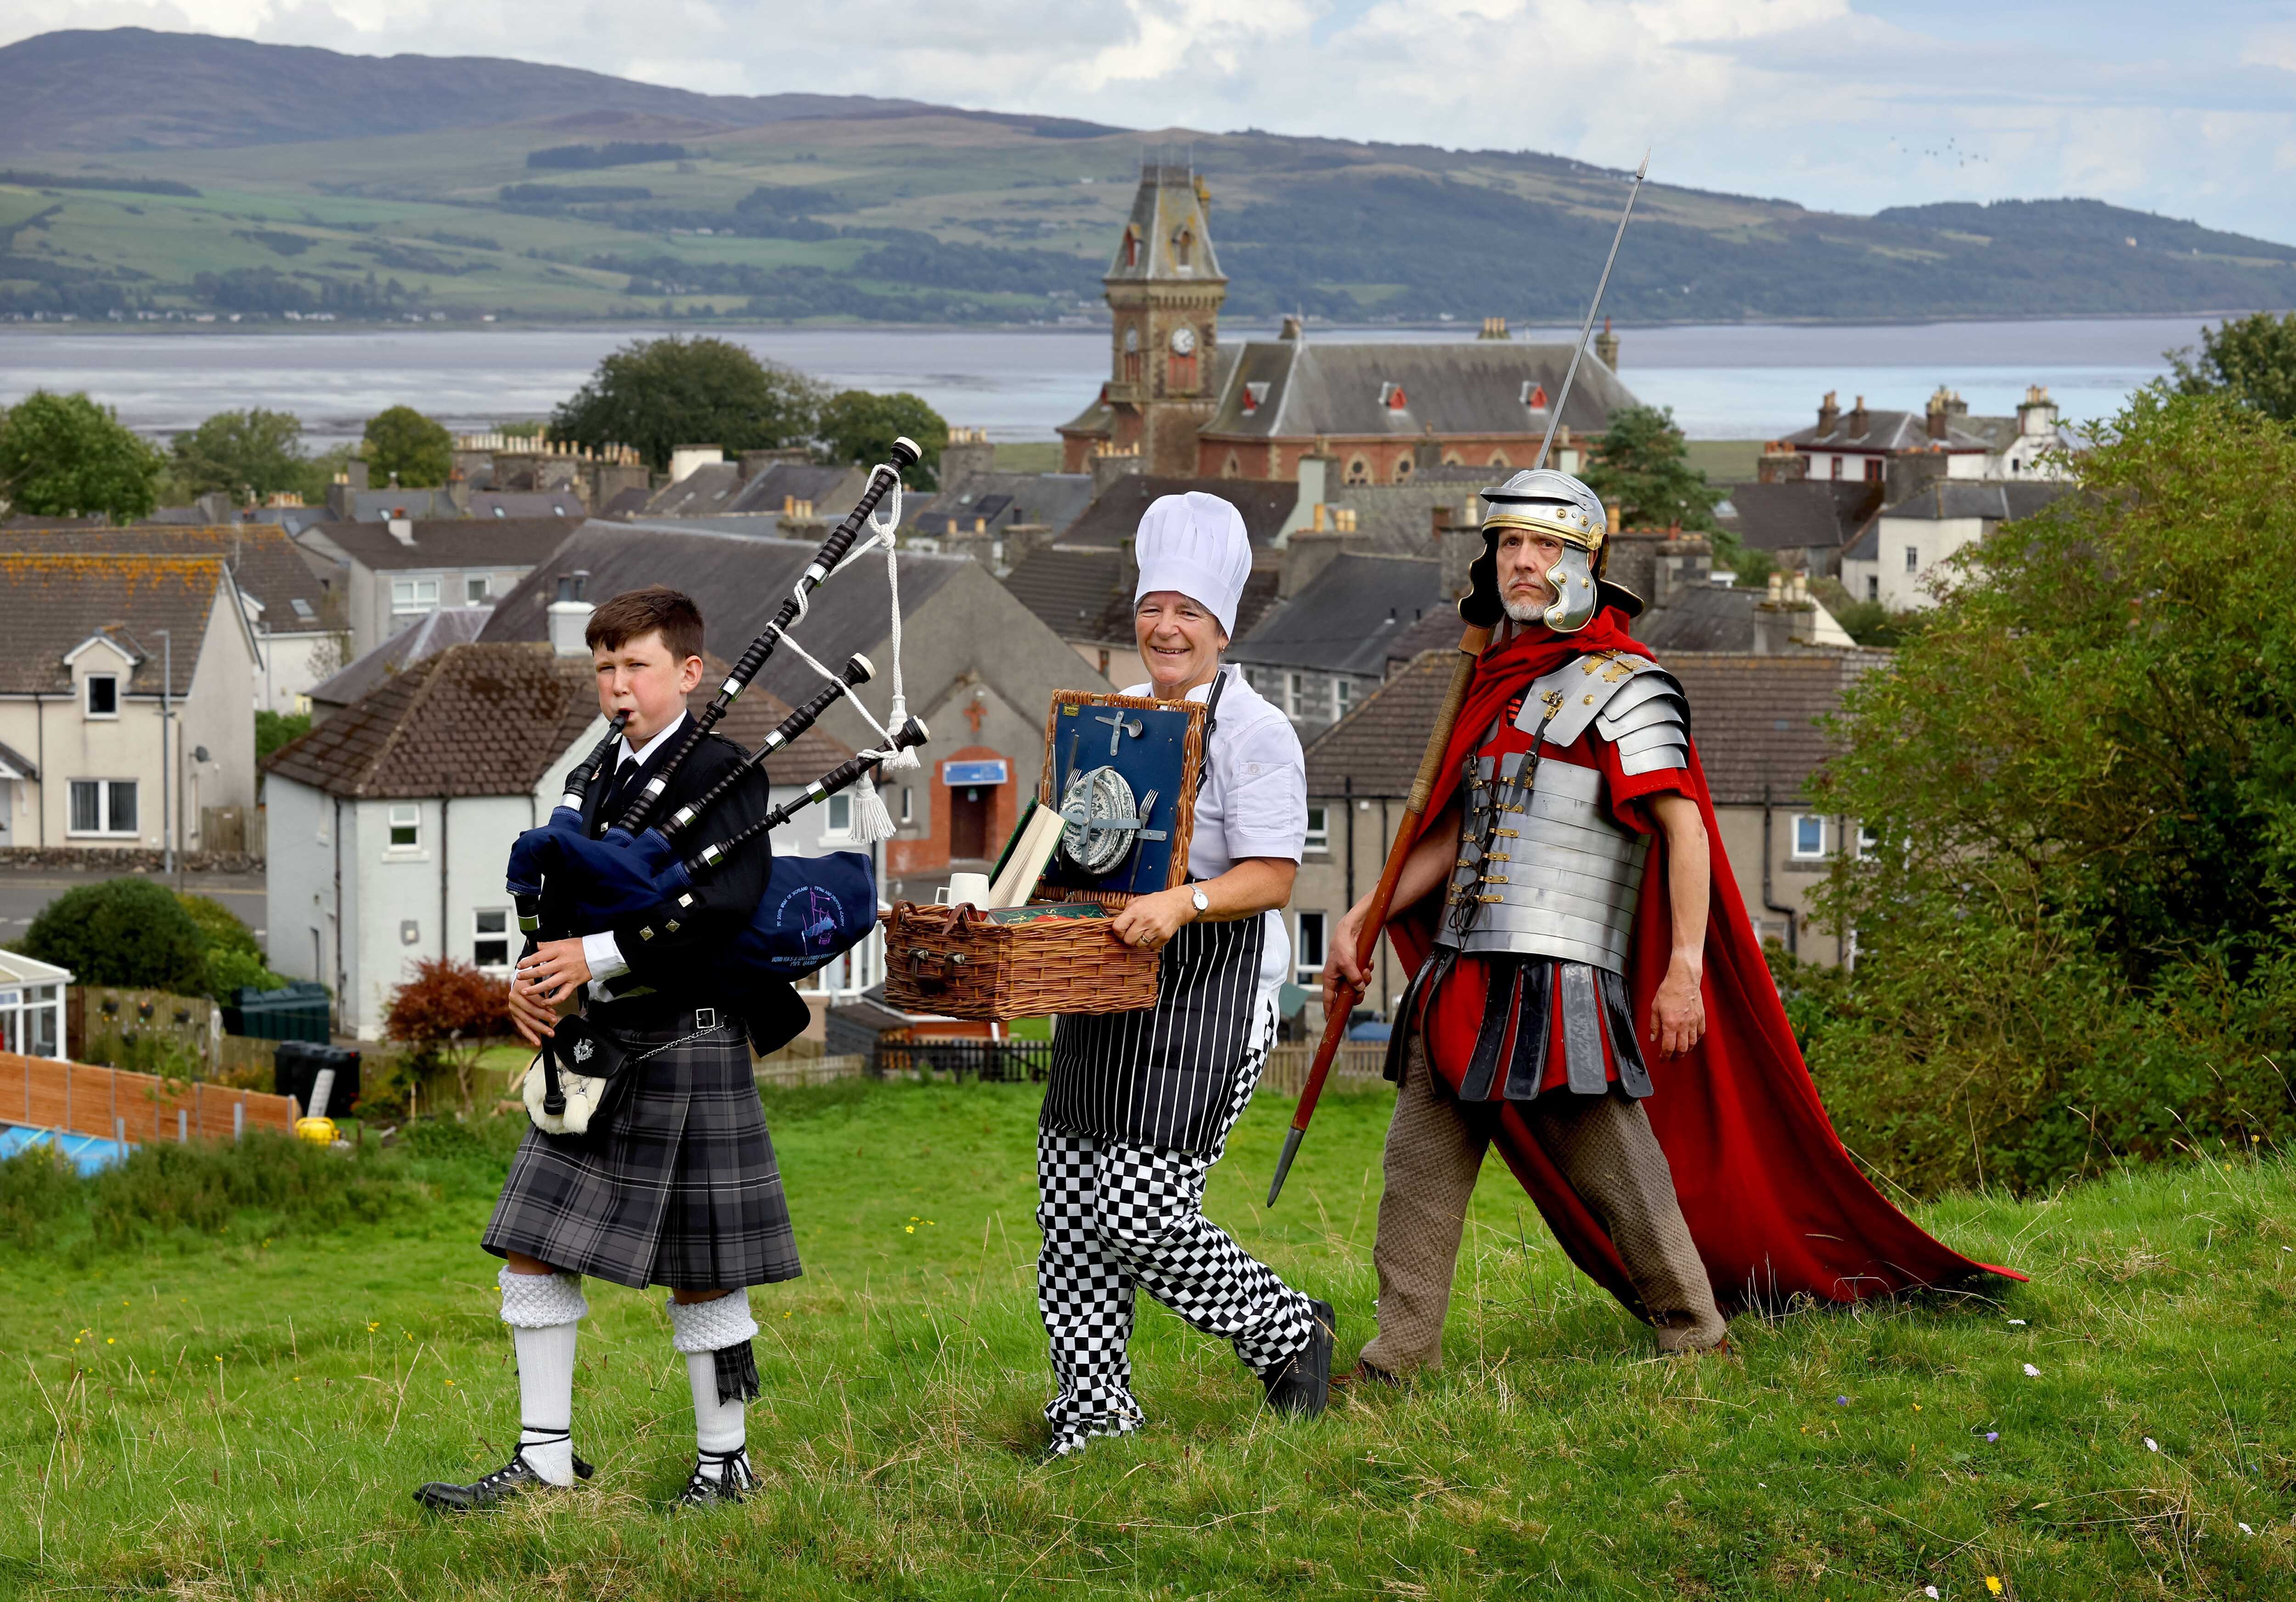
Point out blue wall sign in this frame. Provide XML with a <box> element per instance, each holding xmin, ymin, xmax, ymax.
<box><xmin>943</xmin><ymin>759</ymin><xmax>1009</xmax><ymax>786</ymax></box>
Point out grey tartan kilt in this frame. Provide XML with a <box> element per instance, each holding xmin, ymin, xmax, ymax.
<box><xmin>480</xmin><ymin>1015</ymin><xmax>802</xmax><ymax>1292</ymax></box>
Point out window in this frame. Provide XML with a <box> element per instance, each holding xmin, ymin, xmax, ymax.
<box><xmin>0</xmin><ymin>984</ymin><xmax>64</xmax><ymax>1059</ymax></box>
<box><xmin>387</xmin><ymin>804</ymin><xmax>421</xmax><ymax>849</ymax></box>
<box><xmin>1856</xmin><ymin>825</ymin><xmax>1879</xmax><ymax>858</ymax></box>
<box><xmin>1295</xmin><ymin>912</ymin><xmax>1327</xmax><ymax>985</ymax></box>
<box><xmin>1285</xmin><ymin>672</ymin><xmax>1305</xmax><ymax>719</ymax></box>
<box><xmin>391</xmin><ymin>577</ymin><xmax>440</xmax><ymax>615</ymax></box>
<box><xmin>899</xmin><ymin>786</ymin><xmax>913</xmax><ymax>825</ymax></box>
<box><xmin>1335</xmin><ymin>679</ymin><xmax>1353</xmax><ymax>719</ymax></box>
<box><xmin>1864</xmin><ymin>458</ymin><xmax>1884</xmax><ymax>482</ymax></box>
<box><xmin>1305</xmin><ymin>805</ymin><xmax>1330</xmax><ymax>852</ymax></box>
<box><xmin>84</xmin><ymin>675</ymin><xmax>118</xmax><ymax>717</ymax></box>
<box><xmin>1866</xmin><ymin>575</ymin><xmax>1880</xmax><ymax>601</ymax></box>
<box><xmin>473</xmin><ymin>908</ymin><xmax>511</xmax><ymax>970</ymax></box>
<box><xmin>1829</xmin><ymin>456</ymin><xmax>1843</xmax><ymax>480</ymax></box>
<box><xmin>68</xmin><ymin>780</ymin><xmax>136</xmax><ymax>836</ymax></box>
<box><xmin>826</xmin><ymin>792</ymin><xmax>853</xmax><ymax>837</ymax></box>
<box><xmin>466</xmin><ymin>575</ymin><xmax>491</xmax><ymax>603</ymax></box>
<box><xmin>1904</xmin><ymin>546</ymin><xmax>1919</xmax><ymax>574</ymax></box>
<box><xmin>1344</xmin><ymin>455</ymin><xmax>1373</xmax><ymax>485</ymax></box>
<box><xmin>1790</xmin><ymin>814</ymin><xmax>1826</xmax><ymax>860</ymax></box>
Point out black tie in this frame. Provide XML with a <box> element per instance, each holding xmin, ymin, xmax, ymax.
<box><xmin>602</xmin><ymin>756</ymin><xmax>645</xmax><ymax>826</ymax></box>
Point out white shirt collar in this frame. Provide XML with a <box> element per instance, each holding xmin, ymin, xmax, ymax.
<box><xmin>619</xmin><ymin>711</ymin><xmax>687</xmax><ymax>768</ymax></box>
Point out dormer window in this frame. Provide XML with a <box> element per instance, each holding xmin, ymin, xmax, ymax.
<box><xmin>84</xmin><ymin>675</ymin><xmax>119</xmax><ymax>717</ymax></box>
<box><xmin>1242</xmin><ymin>381</ymin><xmax>1270</xmax><ymax>414</ymax></box>
<box><xmin>1173</xmin><ymin>226</ymin><xmax>1194</xmax><ymax>268</ymax></box>
<box><xmin>1521</xmin><ymin>381</ymin><xmax>1549</xmax><ymax>410</ymax></box>
<box><xmin>1122</xmin><ymin>227</ymin><xmax>1140</xmax><ymax>269</ymax></box>
<box><xmin>1381</xmin><ymin>383</ymin><xmax>1408</xmax><ymax>412</ymax></box>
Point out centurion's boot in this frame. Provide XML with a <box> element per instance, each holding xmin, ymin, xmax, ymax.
<box><xmin>413</xmin><ymin>1432</ymin><xmax>595</xmax><ymax>1513</ymax></box>
<box><xmin>1260</xmin><ymin>1299</ymin><xmax>1335</xmax><ymax>1419</ymax></box>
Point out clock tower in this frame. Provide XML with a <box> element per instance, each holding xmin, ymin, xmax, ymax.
<box><xmin>1058</xmin><ymin>159</ymin><xmax>1227</xmax><ymax>477</ymax></box>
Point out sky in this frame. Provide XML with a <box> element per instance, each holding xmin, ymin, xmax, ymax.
<box><xmin>9</xmin><ymin>0</ymin><xmax>2296</xmax><ymax>243</ymax></box>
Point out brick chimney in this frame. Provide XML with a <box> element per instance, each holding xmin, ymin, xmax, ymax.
<box><xmin>1926</xmin><ymin>386</ymin><xmax>1951</xmax><ymax>442</ymax></box>
<box><xmin>1817</xmin><ymin>391</ymin><xmax>1840</xmax><ymax>435</ymax></box>
<box><xmin>1594</xmin><ymin>316</ymin><xmax>1619</xmax><ymax>371</ymax></box>
<box><xmin>1847</xmin><ymin>395</ymin><xmax>1869</xmax><ymax>438</ymax></box>
<box><xmin>548</xmin><ymin>570</ymin><xmax>594</xmax><ymax>656</ymax></box>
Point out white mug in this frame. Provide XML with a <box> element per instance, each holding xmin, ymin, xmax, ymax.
<box><xmin>936</xmin><ymin>871</ymin><xmax>992</xmax><ymax>908</ymax></box>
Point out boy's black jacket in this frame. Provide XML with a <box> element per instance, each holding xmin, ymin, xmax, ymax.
<box><xmin>570</xmin><ymin>715</ymin><xmax>809</xmax><ymax>1053</ymax></box>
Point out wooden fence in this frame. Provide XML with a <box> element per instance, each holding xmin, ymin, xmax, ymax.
<box><xmin>0</xmin><ymin>1049</ymin><xmax>297</xmax><ymax>1145</ymax></box>
<box><xmin>754</xmin><ymin>1054</ymin><xmax>869</xmax><ymax>1089</ymax></box>
<box><xmin>1258</xmin><ymin>1043</ymin><xmax>1392</xmax><ymax>1096</ymax></box>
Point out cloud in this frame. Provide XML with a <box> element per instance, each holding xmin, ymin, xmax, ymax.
<box><xmin>4</xmin><ymin>0</ymin><xmax>2292</xmax><ymax>242</ymax></box>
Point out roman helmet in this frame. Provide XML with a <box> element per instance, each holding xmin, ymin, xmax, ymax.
<box><xmin>1459</xmin><ymin>468</ymin><xmax>1643</xmax><ymax>634</ymax></box>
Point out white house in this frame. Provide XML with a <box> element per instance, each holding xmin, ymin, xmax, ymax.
<box><xmin>293</xmin><ymin>516</ymin><xmax>580</xmax><ymax>659</ymax></box>
<box><xmin>1840</xmin><ymin>479</ymin><xmax>2073</xmax><ymax>610</ymax></box>
<box><xmin>262</xmin><ymin>636</ymin><xmax>870</xmax><ymax>1038</ymax></box>
<box><xmin>0</xmin><ymin>554</ymin><xmax>259</xmax><ymax>853</ymax></box>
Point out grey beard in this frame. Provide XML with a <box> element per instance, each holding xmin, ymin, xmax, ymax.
<box><xmin>1503</xmin><ymin>592</ymin><xmax>1552</xmax><ymax>624</ymax></box>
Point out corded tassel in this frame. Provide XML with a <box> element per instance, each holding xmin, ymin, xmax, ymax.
<box><xmin>850</xmin><ymin>769</ymin><xmax>897</xmax><ymax>843</ymax></box>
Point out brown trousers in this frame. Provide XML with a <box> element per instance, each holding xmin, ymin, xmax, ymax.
<box><xmin>1358</xmin><ymin>1031</ymin><xmax>1727</xmax><ymax>1375</ymax></box>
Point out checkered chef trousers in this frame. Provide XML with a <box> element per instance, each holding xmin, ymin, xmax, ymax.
<box><xmin>1035</xmin><ymin>985</ymin><xmax>1316</xmax><ymax>1451</ymax></box>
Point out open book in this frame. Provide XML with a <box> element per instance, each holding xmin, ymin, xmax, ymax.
<box><xmin>985</xmin><ymin>799</ymin><xmax>1066</xmax><ymax>908</ymax></box>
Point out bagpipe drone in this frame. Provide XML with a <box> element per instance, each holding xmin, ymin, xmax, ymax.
<box><xmin>506</xmin><ymin>439</ymin><xmax>930</xmax><ymax>1111</ymax></box>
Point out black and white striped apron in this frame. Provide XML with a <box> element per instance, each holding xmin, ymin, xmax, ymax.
<box><xmin>1042</xmin><ymin>913</ymin><xmax>1270</xmax><ymax>1155</ymax></box>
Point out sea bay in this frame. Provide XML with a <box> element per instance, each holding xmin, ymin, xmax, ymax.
<box><xmin>0</xmin><ymin>316</ymin><xmax>2213</xmax><ymax>450</ymax></box>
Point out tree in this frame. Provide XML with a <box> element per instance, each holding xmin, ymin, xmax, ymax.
<box><xmin>1799</xmin><ymin>387</ymin><xmax>2296</xmax><ymax>1196</ymax></box>
<box><xmin>2169</xmin><ymin>310</ymin><xmax>2296</xmax><ymax>423</ymax></box>
<box><xmin>816</xmin><ymin>389</ymin><xmax>949</xmax><ymax>489</ymax></box>
<box><xmin>22</xmin><ymin>878</ymin><xmax>208</xmax><ymax>993</ymax></box>
<box><xmin>384</xmin><ymin>957</ymin><xmax>512</xmax><ymax>1114</ymax></box>
<box><xmin>169</xmin><ymin>408</ymin><xmax>322</xmax><ymax>503</ymax></box>
<box><xmin>1579</xmin><ymin>405</ymin><xmax>1723</xmax><ymax>533</ymax></box>
<box><xmin>360</xmin><ymin>406</ymin><xmax>453</xmax><ymax>488</ymax></box>
<box><xmin>0</xmin><ymin>390</ymin><xmax>164</xmax><ymax>522</ymax></box>
<box><xmin>550</xmin><ymin>335</ymin><xmax>824</xmax><ymax>472</ymax></box>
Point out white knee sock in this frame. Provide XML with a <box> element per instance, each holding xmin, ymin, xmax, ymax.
<box><xmin>686</xmin><ymin>1350</ymin><xmax>747</xmax><ymax>1458</ymax></box>
<box><xmin>499</xmin><ymin>1267</ymin><xmax>588</xmax><ymax>1487</ymax></box>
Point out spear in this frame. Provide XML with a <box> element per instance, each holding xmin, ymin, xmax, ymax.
<box><xmin>1266</xmin><ymin>151</ymin><xmax>1651</xmax><ymax>1207</ymax></box>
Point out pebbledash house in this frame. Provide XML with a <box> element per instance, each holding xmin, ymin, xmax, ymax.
<box><xmin>1057</xmin><ymin>162</ymin><xmax>1640</xmax><ymax>485</ymax></box>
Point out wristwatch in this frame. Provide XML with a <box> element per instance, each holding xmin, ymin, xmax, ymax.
<box><xmin>1190</xmin><ymin>886</ymin><xmax>1210</xmax><ymax>919</ymax></box>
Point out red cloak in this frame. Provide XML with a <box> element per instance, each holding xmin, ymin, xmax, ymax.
<box><xmin>1386</xmin><ymin>613</ymin><xmax>2020</xmax><ymax>1314</ymax></box>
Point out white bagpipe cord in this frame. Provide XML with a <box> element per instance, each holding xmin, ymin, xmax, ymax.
<box><xmin>774</xmin><ymin>465</ymin><xmax>914</xmax><ymax>844</ymax></box>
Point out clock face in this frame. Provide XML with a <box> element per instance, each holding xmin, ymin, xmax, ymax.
<box><xmin>1169</xmin><ymin>325</ymin><xmax>1198</xmax><ymax>355</ymax></box>
<box><xmin>1122</xmin><ymin>326</ymin><xmax>1139</xmax><ymax>353</ymax></box>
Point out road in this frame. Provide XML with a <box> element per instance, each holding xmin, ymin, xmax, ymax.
<box><xmin>0</xmin><ymin>869</ymin><xmax>267</xmax><ymax>951</ymax></box>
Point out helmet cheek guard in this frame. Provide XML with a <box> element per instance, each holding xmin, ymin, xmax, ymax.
<box><xmin>1542</xmin><ymin>544</ymin><xmax>1599</xmax><ymax>633</ymax></box>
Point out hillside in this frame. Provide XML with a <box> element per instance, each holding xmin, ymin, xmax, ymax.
<box><xmin>2</xmin><ymin>27</ymin><xmax>2292</xmax><ymax>327</ymax></box>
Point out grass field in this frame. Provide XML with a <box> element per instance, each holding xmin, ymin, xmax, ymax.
<box><xmin>5</xmin><ymin>1077</ymin><xmax>2293</xmax><ymax>1599</ymax></box>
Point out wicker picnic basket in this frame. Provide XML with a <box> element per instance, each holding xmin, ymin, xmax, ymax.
<box><xmin>880</xmin><ymin>901</ymin><xmax>1161</xmax><ymax>1018</ymax></box>
<box><xmin>880</xmin><ymin>689</ymin><xmax>1205</xmax><ymax>1021</ymax></box>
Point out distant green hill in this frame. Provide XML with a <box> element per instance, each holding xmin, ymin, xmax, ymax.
<box><xmin>2</xmin><ymin>28</ymin><xmax>2291</xmax><ymax>327</ymax></box>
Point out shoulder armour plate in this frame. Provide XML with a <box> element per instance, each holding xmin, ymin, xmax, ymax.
<box><xmin>1514</xmin><ymin>650</ymin><xmax>1673</xmax><ymax>749</ymax></box>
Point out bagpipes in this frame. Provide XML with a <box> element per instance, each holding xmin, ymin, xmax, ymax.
<box><xmin>507</xmin><ymin>439</ymin><xmax>932</xmax><ymax>1117</ymax></box>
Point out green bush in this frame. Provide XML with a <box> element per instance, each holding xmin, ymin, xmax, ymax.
<box><xmin>0</xmin><ymin>1144</ymin><xmax>81</xmax><ymax>1251</ymax></box>
<box><xmin>204</xmin><ymin>946</ymin><xmax>287</xmax><ymax>1001</ymax></box>
<box><xmin>22</xmin><ymin>877</ymin><xmax>207</xmax><ymax>992</ymax></box>
<box><xmin>87</xmin><ymin>1131</ymin><xmax>420</xmax><ymax>1247</ymax></box>
<box><xmin>178</xmin><ymin>892</ymin><xmax>259</xmax><ymax>959</ymax></box>
<box><xmin>1808</xmin><ymin>388</ymin><xmax>2296</xmax><ymax>1195</ymax></box>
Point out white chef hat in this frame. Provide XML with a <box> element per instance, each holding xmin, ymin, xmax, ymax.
<box><xmin>1133</xmin><ymin>491</ymin><xmax>1252</xmax><ymax>638</ymax></box>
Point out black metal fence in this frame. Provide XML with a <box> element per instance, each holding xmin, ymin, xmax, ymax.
<box><xmin>873</xmin><ymin>1040</ymin><xmax>1052</xmax><ymax>1083</ymax></box>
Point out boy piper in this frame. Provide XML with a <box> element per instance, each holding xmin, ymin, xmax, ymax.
<box><xmin>414</xmin><ymin>587</ymin><xmax>810</xmax><ymax>1512</ymax></box>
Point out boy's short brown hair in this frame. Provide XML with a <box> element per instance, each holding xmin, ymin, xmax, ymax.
<box><xmin>585</xmin><ymin>586</ymin><xmax>704</xmax><ymax>663</ymax></box>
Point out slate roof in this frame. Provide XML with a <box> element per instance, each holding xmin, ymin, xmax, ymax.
<box><xmin>1878</xmin><ymin>479</ymin><xmax>2072</xmax><ymax>522</ymax></box>
<box><xmin>906</xmin><ymin>471</ymin><xmax>1096</xmax><ymax>539</ymax></box>
<box><xmin>1781</xmin><ymin>408</ymin><xmax>1989</xmax><ymax>455</ymax></box>
<box><xmin>0</xmin><ymin>553</ymin><xmax>235</xmax><ymax>697</ymax></box>
<box><xmin>1380</xmin><ymin>604</ymin><xmax>1468</xmax><ymax>671</ymax></box>
<box><xmin>265</xmin><ymin>643</ymin><xmax>602</xmax><ymax>800</ymax></box>
<box><xmin>1663</xmin><ymin>652</ymin><xmax>1882</xmax><ymax>806</ymax></box>
<box><xmin>310</xmin><ymin>606</ymin><xmax>495</xmax><ymax>710</ymax></box>
<box><xmin>477</xmin><ymin>525</ymin><xmax>970</xmax><ymax>710</ymax></box>
<box><xmin>1060</xmin><ymin>476</ymin><xmax>1300</xmax><ymax>551</ymax></box>
<box><xmin>1636</xmin><ymin>586</ymin><xmax>1764</xmax><ymax>653</ymax></box>
<box><xmin>1303</xmin><ymin>649</ymin><xmax>1459</xmax><ymax>796</ymax></box>
<box><xmin>301</xmin><ymin>517</ymin><xmax>582</xmax><ymax>572</ymax></box>
<box><xmin>1002</xmin><ymin>545</ymin><xmax>1130</xmax><ymax>641</ymax></box>
<box><xmin>332</xmin><ymin>487</ymin><xmax>588</xmax><ymax>521</ymax></box>
<box><xmin>1231</xmin><ymin>554</ymin><xmax>1444</xmax><ymax>676</ymax></box>
<box><xmin>1719</xmin><ymin>481</ymin><xmax>1885</xmax><ymax>554</ymax></box>
<box><xmin>638</xmin><ymin>461</ymin><xmax>868</xmax><ymax>521</ymax></box>
<box><xmin>0</xmin><ymin>523</ymin><xmax>335</xmax><ymax>632</ymax></box>
<box><xmin>1306</xmin><ymin>645</ymin><xmax>1880</xmax><ymax>807</ymax></box>
<box><xmin>1317</xmin><ymin>479</ymin><xmax>1485</xmax><ymax>557</ymax></box>
<box><xmin>1200</xmin><ymin>339</ymin><xmax>1637</xmax><ymax>443</ymax></box>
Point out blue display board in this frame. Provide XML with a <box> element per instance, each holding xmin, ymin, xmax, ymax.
<box><xmin>1036</xmin><ymin>692</ymin><xmax>1204</xmax><ymax>901</ymax></box>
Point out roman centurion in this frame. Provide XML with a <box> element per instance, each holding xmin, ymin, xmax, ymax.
<box><xmin>1324</xmin><ymin>469</ymin><xmax>2013</xmax><ymax>1383</ymax></box>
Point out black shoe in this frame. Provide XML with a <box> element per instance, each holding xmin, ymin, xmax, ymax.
<box><xmin>1261</xmin><ymin>1299</ymin><xmax>1335</xmax><ymax>1420</ymax></box>
<box><xmin>676</xmin><ymin>1447</ymin><xmax>756</xmax><ymax>1508</ymax></box>
<box><xmin>413</xmin><ymin>1442</ymin><xmax>593</xmax><ymax>1513</ymax></box>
